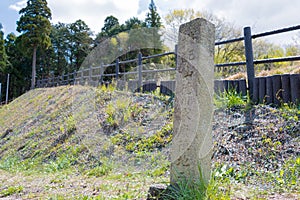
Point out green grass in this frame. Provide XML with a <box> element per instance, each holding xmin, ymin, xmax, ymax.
<box><xmin>0</xmin><ymin>186</ymin><xmax>23</xmax><ymax>197</ymax></box>
<box><xmin>159</xmin><ymin>165</ymin><xmax>231</xmax><ymax>200</ymax></box>
<box><xmin>214</xmin><ymin>89</ymin><xmax>248</xmax><ymax>109</ymax></box>
<box><xmin>111</xmin><ymin>122</ymin><xmax>173</xmax><ymax>153</ymax></box>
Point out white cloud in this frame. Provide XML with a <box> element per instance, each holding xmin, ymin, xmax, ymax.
<box><xmin>48</xmin><ymin>0</ymin><xmax>139</xmax><ymax>35</ymax></box>
<box><xmin>9</xmin><ymin>0</ymin><xmax>26</xmax><ymax>11</ymax></box>
<box><xmin>5</xmin><ymin>0</ymin><xmax>300</xmax><ymax>44</ymax></box>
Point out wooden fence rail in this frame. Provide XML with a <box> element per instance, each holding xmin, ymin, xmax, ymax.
<box><xmin>36</xmin><ymin>24</ymin><xmax>300</xmax><ymax>105</ymax></box>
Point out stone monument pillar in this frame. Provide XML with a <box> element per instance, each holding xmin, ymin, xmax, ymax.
<box><xmin>171</xmin><ymin>18</ymin><xmax>215</xmax><ymax>184</ymax></box>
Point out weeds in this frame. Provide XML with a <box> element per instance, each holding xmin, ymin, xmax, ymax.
<box><xmin>214</xmin><ymin>89</ymin><xmax>248</xmax><ymax>109</ymax></box>
<box><xmin>111</xmin><ymin>122</ymin><xmax>173</xmax><ymax>153</ymax></box>
<box><xmin>163</xmin><ymin>165</ymin><xmax>231</xmax><ymax>200</ymax></box>
<box><xmin>0</xmin><ymin>186</ymin><xmax>23</xmax><ymax>197</ymax></box>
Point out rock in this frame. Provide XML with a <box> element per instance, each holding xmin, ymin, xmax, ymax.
<box><xmin>147</xmin><ymin>184</ymin><xmax>167</xmax><ymax>200</ymax></box>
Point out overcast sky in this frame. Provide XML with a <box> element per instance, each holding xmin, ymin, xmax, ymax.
<box><xmin>1</xmin><ymin>0</ymin><xmax>300</xmax><ymax>45</ymax></box>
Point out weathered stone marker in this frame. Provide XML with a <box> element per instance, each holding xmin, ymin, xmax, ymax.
<box><xmin>171</xmin><ymin>18</ymin><xmax>215</xmax><ymax>184</ymax></box>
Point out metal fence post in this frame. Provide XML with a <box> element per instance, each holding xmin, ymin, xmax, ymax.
<box><xmin>138</xmin><ymin>52</ymin><xmax>143</xmax><ymax>92</ymax></box>
<box><xmin>116</xmin><ymin>58</ymin><xmax>120</xmax><ymax>80</ymax></box>
<box><xmin>244</xmin><ymin>27</ymin><xmax>255</xmax><ymax>99</ymax></box>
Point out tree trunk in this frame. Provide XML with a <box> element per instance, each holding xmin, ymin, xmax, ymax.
<box><xmin>31</xmin><ymin>46</ymin><xmax>37</xmax><ymax>89</ymax></box>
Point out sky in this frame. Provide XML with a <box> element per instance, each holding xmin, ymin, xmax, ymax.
<box><xmin>0</xmin><ymin>0</ymin><xmax>300</xmax><ymax>45</ymax></box>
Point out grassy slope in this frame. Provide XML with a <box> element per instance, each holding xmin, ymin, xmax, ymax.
<box><xmin>0</xmin><ymin>85</ymin><xmax>299</xmax><ymax>199</ymax></box>
<box><xmin>0</xmin><ymin>85</ymin><xmax>172</xmax><ymax>199</ymax></box>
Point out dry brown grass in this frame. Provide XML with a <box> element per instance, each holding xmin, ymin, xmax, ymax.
<box><xmin>226</xmin><ymin>72</ymin><xmax>246</xmax><ymax>80</ymax></box>
<box><xmin>227</xmin><ymin>65</ymin><xmax>300</xmax><ymax>79</ymax></box>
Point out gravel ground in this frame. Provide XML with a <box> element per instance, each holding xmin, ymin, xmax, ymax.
<box><xmin>212</xmin><ymin>104</ymin><xmax>299</xmax><ymax>199</ymax></box>
<box><xmin>213</xmin><ymin>105</ymin><xmax>299</xmax><ymax>172</ymax></box>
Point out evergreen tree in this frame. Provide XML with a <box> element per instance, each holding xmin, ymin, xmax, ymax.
<box><xmin>145</xmin><ymin>0</ymin><xmax>162</xmax><ymax>28</ymax></box>
<box><xmin>17</xmin><ymin>0</ymin><xmax>52</xmax><ymax>89</ymax></box>
<box><xmin>0</xmin><ymin>23</ymin><xmax>8</xmax><ymax>74</ymax></box>
<box><xmin>143</xmin><ymin>0</ymin><xmax>163</xmax><ymax>55</ymax></box>
<box><xmin>5</xmin><ymin>33</ymin><xmax>32</xmax><ymax>99</ymax></box>
<box><xmin>101</xmin><ymin>15</ymin><xmax>121</xmax><ymax>37</ymax></box>
<box><xmin>69</xmin><ymin>20</ymin><xmax>93</xmax><ymax>71</ymax></box>
<box><xmin>49</xmin><ymin>23</ymin><xmax>69</xmax><ymax>75</ymax></box>
<box><xmin>124</xmin><ymin>17</ymin><xmax>145</xmax><ymax>31</ymax></box>
<box><xmin>0</xmin><ymin>23</ymin><xmax>8</xmax><ymax>102</ymax></box>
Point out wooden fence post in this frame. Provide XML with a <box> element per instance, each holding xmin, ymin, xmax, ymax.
<box><xmin>80</xmin><ymin>70</ymin><xmax>83</xmax><ymax>84</ymax></box>
<box><xmin>100</xmin><ymin>63</ymin><xmax>104</xmax><ymax>84</ymax></box>
<box><xmin>89</xmin><ymin>66</ymin><xmax>92</xmax><ymax>84</ymax></box>
<box><xmin>67</xmin><ymin>72</ymin><xmax>70</xmax><ymax>84</ymax></box>
<box><xmin>138</xmin><ymin>52</ymin><xmax>143</xmax><ymax>92</ymax></box>
<box><xmin>244</xmin><ymin>27</ymin><xmax>255</xmax><ymax>100</ymax></box>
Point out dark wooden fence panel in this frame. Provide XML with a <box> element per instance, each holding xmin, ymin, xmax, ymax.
<box><xmin>290</xmin><ymin>74</ymin><xmax>300</xmax><ymax>104</ymax></box>
<box><xmin>214</xmin><ymin>79</ymin><xmax>247</xmax><ymax>96</ymax></box>
<box><xmin>252</xmin><ymin>74</ymin><xmax>300</xmax><ymax>105</ymax></box>
<box><xmin>37</xmin><ymin>73</ymin><xmax>299</xmax><ymax>105</ymax></box>
<box><xmin>142</xmin><ymin>81</ymin><xmax>157</xmax><ymax>93</ymax></box>
<box><xmin>160</xmin><ymin>81</ymin><xmax>176</xmax><ymax>96</ymax></box>
<box><xmin>281</xmin><ymin>74</ymin><xmax>291</xmax><ymax>103</ymax></box>
<box><xmin>272</xmin><ymin>75</ymin><xmax>282</xmax><ymax>105</ymax></box>
<box><xmin>266</xmin><ymin>76</ymin><xmax>273</xmax><ymax>104</ymax></box>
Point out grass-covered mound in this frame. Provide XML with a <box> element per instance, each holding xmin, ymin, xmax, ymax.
<box><xmin>0</xmin><ymin>85</ymin><xmax>299</xmax><ymax>199</ymax></box>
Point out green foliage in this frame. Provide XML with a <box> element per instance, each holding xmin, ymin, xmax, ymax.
<box><xmin>68</xmin><ymin>20</ymin><xmax>93</xmax><ymax>71</ymax></box>
<box><xmin>164</xmin><ymin>165</ymin><xmax>229</xmax><ymax>200</ymax></box>
<box><xmin>85</xmin><ymin>158</ymin><xmax>113</xmax><ymax>177</ymax></box>
<box><xmin>276</xmin><ymin>157</ymin><xmax>300</xmax><ymax>188</ymax></box>
<box><xmin>0</xmin><ymin>186</ymin><xmax>23</xmax><ymax>197</ymax></box>
<box><xmin>0</xmin><ymin>156</ymin><xmax>22</xmax><ymax>172</ymax></box>
<box><xmin>4</xmin><ymin>33</ymin><xmax>31</xmax><ymax>98</ymax></box>
<box><xmin>111</xmin><ymin>122</ymin><xmax>173</xmax><ymax>153</ymax></box>
<box><xmin>124</xmin><ymin>17</ymin><xmax>144</xmax><ymax>31</ymax></box>
<box><xmin>17</xmin><ymin>0</ymin><xmax>52</xmax><ymax>49</ymax></box>
<box><xmin>100</xmin><ymin>15</ymin><xmax>121</xmax><ymax>37</ymax></box>
<box><xmin>206</xmin><ymin>165</ymin><xmax>231</xmax><ymax>200</ymax></box>
<box><xmin>104</xmin><ymin>97</ymin><xmax>132</xmax><ymax>128</ymax></box>
<box><xmin>145</xmin><ymin>0</ymin><xmax>162</xmax><ymax>28</ymax></box>
<box><xmin>214</xmin><ymin>89</ymin><xmax>248</xmax><ymax>109</ymax></box>
<box><xmin>0</xmin><ymin>23</ymin><xmax>8</xmax><ymax>74</ymax></box>
<box><xmin>279</xmin><ymin>103</ymin><xmax>300</xmax><ymax>121</ymax></box>
<box><xmin>254</xmin><ymin>157</ymin><xmax>300</xmax><ymax>193</ymax></box>
<box><xmin>65</xmin><ymin>115</ymin><xmax>76</xmax><ymax>134</ymax></box>
<box><xmin>17</xmin><ymin>0</ymin><xmax>52</xmax><ymax>88</ymax></box>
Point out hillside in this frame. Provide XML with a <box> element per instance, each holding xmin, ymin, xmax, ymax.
<box><xmin>0</xmin><ymin>85</ymin><xmax>299</xmax><ymax>199</ymax></box>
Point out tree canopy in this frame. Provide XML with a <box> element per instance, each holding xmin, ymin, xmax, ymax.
<box><xmin>145</xmin><ymin>0</ymin><xmax>162</xmax><ymax>28</ymax></box>
<box><xmin>0</xmin><ymin>23</ymin><xmax>8</xmax><ymax>74</ymax></box>
<box><xmin>17</xmin><ymin>0</ymin><xmax>52</xmax><ymax>88</ymax></box>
